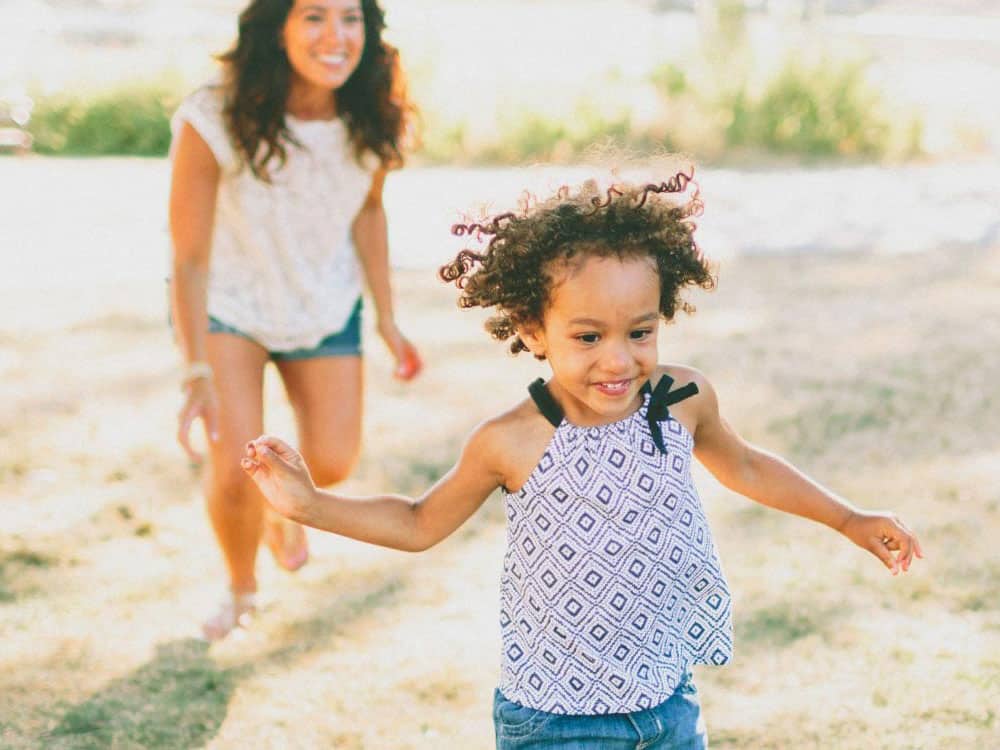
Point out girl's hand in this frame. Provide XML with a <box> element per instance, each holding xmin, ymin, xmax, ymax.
<box><xmin>241</xmin><ymin>436</ymin><xmax>317</xmax><ymax>522</ymax></box>
<box><xmin>840</xmin><ymin>510</ymin><xmax>924</xmax><ymax>575</ymax></box>
<box><xmin>177</xmin><ymin>378</ymin><xmax>219</xmax><ymax>464</ymax></box>
<box><xmin>377</xmin><ymin>320</ymin><xmax>423</xmax><ymax>381</ymax></box>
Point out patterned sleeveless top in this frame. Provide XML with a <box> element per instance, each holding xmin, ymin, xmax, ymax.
<box><xmin>498</xmin><ymin>375</ymin><xmax>733</xmax><ymax>715</ymax></box>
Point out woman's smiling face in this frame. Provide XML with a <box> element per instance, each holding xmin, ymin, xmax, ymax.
<box><xmin>282</xmin><ymin>0</ymin><xmax>366</xmax><ymax>97</ymax></box>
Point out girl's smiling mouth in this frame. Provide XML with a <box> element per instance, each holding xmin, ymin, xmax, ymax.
<box><xmin>593</xmin><ymin>378</ymin><xmax>633</xmax><ymax>396</ymax></box>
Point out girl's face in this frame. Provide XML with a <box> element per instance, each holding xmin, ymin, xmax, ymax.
<box><xmin>521</xmin><ymin>254</ymin><xmax>661</xmax><ymax>427</ymax></box>
<box><xmin>282</xmin><ymin>0</ymin><xmax>366</xmax><ymax>96</ymax></box>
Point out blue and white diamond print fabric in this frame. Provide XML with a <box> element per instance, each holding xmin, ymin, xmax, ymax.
<box><xmin>498</xmin><ymin>394</ymin><xmax>733</xmax><ymax>715</ymax></box>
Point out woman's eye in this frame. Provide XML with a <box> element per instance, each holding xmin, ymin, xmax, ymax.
<box><xmin>344</xmin><ymin>12</ymin><xmax>363</xmax><ymax>24</ymax></box>
<box><xmin>630</xmin><ymin>329</ymin><xmax>653</xmax><ymax>340</ymax></box>
<box><xmin>305</xmin><ymin>13</ymin><xmax>324</xmax><ymax>22</ymax></box>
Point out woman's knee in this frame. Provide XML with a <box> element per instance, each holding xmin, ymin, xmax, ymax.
<box><xmin>207</xmin><ymin>454</ymin><xmax>259</xmax><ymax>502</ymax></box>
<box><xmin>307</xmin><ymin>452</ymin><xmax>358</xmax><ymax>487</ymax></box>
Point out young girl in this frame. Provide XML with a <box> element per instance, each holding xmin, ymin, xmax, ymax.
<box><xmin>169</xmin><ymin>0</ymin><xmax>422</xmax><ymax>640</ymax></box>
<box><xmin>240</xmin><ymin>172</ymin><xmax>922</xmax><ymax>749</ymax></box>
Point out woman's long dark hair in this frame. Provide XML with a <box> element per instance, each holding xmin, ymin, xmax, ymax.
<box><xmin>217</xmin><ymin>0</ymin><xmax>414</xmax><ymax>180</ymax></box>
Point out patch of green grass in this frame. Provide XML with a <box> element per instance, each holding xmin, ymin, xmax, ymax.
<box><xmin>736</xmin><ymin>602</ymin><xmax>829</xmax><ymax>647</ymax></box>
<box><xmin>0</xmin><ymin>549</ymin><xmax>57</xmax><ymax>603</ymax></box>
<box><xmin>45</xmin><ymin>639</ymin><xmax>237</xmax><ymax>750</ymax></box>
<box><xmin>765</xmin><ymin>377</ymin><xmax>917</xmax><ymax>459</ymax></box>
<box><xmin>918</xmin><ymin>707</ymin><xmax>997</xmax><ymax>731</ymax></box>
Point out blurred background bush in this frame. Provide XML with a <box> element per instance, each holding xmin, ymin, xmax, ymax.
<box><xmin>2</xmin><ymin>0</ymin><xmax>997</xmax><ymax>164</ymax></box>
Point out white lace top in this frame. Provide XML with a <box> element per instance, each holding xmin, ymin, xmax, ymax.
<box><xmin>170</xmin><ymin>84</ymin><xmax>377</xmax><ymax>351</ymax></box>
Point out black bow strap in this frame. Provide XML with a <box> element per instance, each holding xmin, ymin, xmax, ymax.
<box><xmin>529</xmin><ymin>377</ymin><xmax>564</xmax><ymax>427</ymax></box>
<box><xmin>526</xmin><ymin>375</ymin><xmax>698</xmax><ymax>454</ymax></box>
<box><xmin>643</xmin><ymin>374</ymin><xmax>699</xmax><ymax>454</ymax></box>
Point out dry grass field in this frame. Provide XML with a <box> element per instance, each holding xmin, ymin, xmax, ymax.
<box><xmin>1</xmin><ymin>165</ymin><xmax>999</xmax><ymax>748</ymax></box>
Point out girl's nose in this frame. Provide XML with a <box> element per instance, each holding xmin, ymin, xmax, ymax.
<box><xmin>602</xmin><ymin>343</ymin><xmax>632</xmax><ymax>373</ymax></box>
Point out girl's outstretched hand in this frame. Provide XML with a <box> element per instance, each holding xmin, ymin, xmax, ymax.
<box><xmin>241</xmin><ymin>436</ymin><xmax>317</xmax><ymax>522</ymax></box>
<box><xmin>840</xmin><ymin>510</ymin><xmax>924</xmax><ymax>575</ymax></box>
<box><xmin>378</xmin><ymin>321</ymin><xmax>423</xmax><ymax>381</ymax></box>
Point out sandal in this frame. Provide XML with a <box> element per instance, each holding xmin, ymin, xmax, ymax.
<box><xmin>201</xmin><ymin>590</ymin><xmax>257</xmax><ymax>641</ymax></box>
<box><xmin>262</xmin><ymin>511</ymin><xmax>309</xmax><ymax>572</ymax></box>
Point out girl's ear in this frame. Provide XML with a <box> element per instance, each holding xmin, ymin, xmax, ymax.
<box><xmin>517</xmin><ymin>325</ymin><xmax>546</xmax><ymax>359</ymax></box>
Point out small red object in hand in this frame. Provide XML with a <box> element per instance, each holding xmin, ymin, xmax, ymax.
<box><xmin>394</xmin><ymin>347</ymin><xmax>423</xmax><ymax>381</ymax></box>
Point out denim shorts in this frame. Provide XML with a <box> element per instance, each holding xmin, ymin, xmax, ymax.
<box><xmin>493</xmin><ymin>674</ymin><xmax>707</xmax><ymax>750</ymax></box>
<box><xmin>208</xmin><ymin>298</ymin><xmax>363</xmax><ymax>361</ymax></box>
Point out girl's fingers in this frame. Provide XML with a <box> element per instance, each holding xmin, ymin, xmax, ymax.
<box><xmin>254</xmin><ymin>445</ymin><xmax>290</xmax><ymax>474</ymax></box>
<box><xmin>888</xmin><ymin>519</ymin><xmax>919</xmax><ymax>572</ymax></box>
<box><xmin>898</xmin><ymin>519</ymin><xmax>924</xmax><ymax>559</ymax></box>
<box><xmin>251</xmin><ymin>435</ymin><xmax>306</xmax><ymax>468</ymax></box>
<box><xmin>897</xmin><ymin>534</ymin><xmax>913</xmax><ymax>572</ymax></box>
<box><xmin>868</xmin><ymin>537</ymin><xmax>898</xmax><ymax>574</ymax></box>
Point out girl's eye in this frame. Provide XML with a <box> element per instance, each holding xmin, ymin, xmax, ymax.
<box><xmin>344</xmin><ymin>12</ymin><xmax>363</xmax><ymax>23</ymax></box>
<box><xmin>630</xmin><ymin>328</ymin><xmax>653</xmax><ymax>340</ymax></box>
<box><xmin>305</xmin><ymin>13</ymin><xmax>325</xmax><ymax>22</ymax></box>
<box><xmin>577</xmin><ymin>333</ymin><xmax>600</xmax><ymax>344</ymax></box>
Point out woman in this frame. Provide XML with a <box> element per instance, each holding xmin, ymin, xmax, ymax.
<box><xmin>169</xmin><ymin>0</ymin><xmax>421</xmax><ymax>640</ymax></box>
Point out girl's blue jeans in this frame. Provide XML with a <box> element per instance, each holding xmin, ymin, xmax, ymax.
<box><xmin>492</xmin><ymin>674</ymin><xmax>707</xmax><ymax>749</ymax></box>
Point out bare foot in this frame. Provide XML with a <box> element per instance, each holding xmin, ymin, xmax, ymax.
<box><xmin>263</xmin><ymin>510</ymin><xmax>309</xmax><ymax>572</ymax></box>
<box><xmin>201</xmin><ymin>591</ymin><xmax>257</xmax><ymax>641</ymax></box>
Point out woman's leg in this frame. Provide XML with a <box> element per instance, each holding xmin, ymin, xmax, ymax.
<box><xmin>274</xmin><ymin>355</ymin><xmax>363</xmax><ymax>486</ymax></box>
<box><xmin>259</xmin><ymin>355</ymin><xmax>362</xmax><ymax>571</ymax></box>
<box><xmin>203</xmin><ymin>331</ymin><xmax>269</xmax><ymax>602</ymax></box>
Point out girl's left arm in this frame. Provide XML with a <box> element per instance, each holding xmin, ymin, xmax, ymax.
<box><xmin>352</xmin><ymin>167</ymin><xmax>422</xmax><ymax>380</ymax></box>
<box><xmin>686</xmin><ymin>370</ymin><xmax>923</xmax><ymax>575</ymax></box>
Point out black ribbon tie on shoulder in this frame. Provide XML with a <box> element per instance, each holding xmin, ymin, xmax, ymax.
<box><xmin>527</xmin><ymin>375</ymin><xmax>699</xmax><ymax>455</ymax></box>
<box><xmin>642</xmin><ymin>374</ymin><xmax>699</xmax><ymax>455</ymax></box>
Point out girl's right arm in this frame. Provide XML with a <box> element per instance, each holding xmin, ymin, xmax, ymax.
<box><xmin>241</xmin><ymin>421</ymin><xmax>507</xmax><ymax>552</ymax></box>
<box><xmin>169</xmin><ymin>122</ymin><xmax>222</xmax><ymax>461</ymax></box>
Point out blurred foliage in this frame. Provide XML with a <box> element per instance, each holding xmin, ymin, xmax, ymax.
<box><xmin>720</xmin><ymin>58</ymin><xmax>891</xmax><ymax>157</ymax></box>
<box><xmin>19</xmin><ymin>39</ymin><xmax>916</xmax><ymax>164</ymax></box>
<box><xmin>28</xmin><ymin>83</ymin><xmax>179</xmax><ymax>156</ymax></box>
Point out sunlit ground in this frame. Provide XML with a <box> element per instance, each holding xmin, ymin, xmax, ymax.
<box><xmin>0</xmin><ymin>157</ymin><xmax>998</xmax><ymax>748</ymax></box>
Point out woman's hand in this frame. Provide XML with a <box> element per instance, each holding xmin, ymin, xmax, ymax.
<box><xmin>241</xmin><ymin>436</ymin><xmax>318</xmax><ymax>522</ymax></box>
<box><xmin>840</xmin><ymin>510</ymin><xmax>924</xmax><ymax>575</ymax></box>
<box><xmin>377</xmin><ymin>320</ymin><xmax>423</xmax><ymax>381</ymax></box>
<box><xmin>177</xmin><ymin>378</ymin><xmax>219</xmax><ymax>464</ymax></box>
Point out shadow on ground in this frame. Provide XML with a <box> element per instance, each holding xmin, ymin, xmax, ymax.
<box><xmin>37</xmin><ymin>572</ymin><xmax>408</xmax><ymax>749</ymax></box>
<box><xmin>43</xmin><ymin>639</ymin><xmax>240</xmax><ymax>750</ymax></box>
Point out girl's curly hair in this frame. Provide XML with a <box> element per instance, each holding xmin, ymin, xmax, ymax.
<box><xmin>218</xmin><ymin>0</ymin><xmax>414</xmax><ymax>181</ymax></box>
<box><xmin>439</xmin><ymin>170</ymin><xmax>716</xmax><ymax>357</ymax></box>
